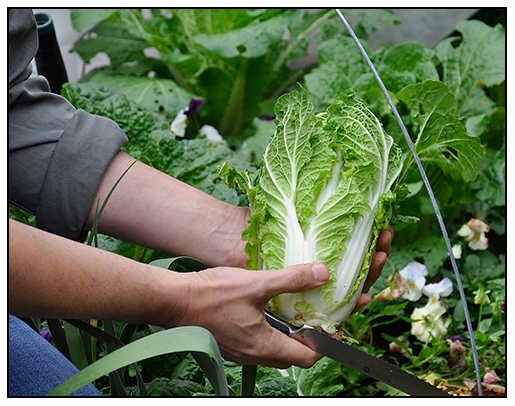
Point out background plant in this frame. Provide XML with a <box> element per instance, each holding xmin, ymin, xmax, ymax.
<box><xmin>9</xmin><ymin>8</ymin><xmax>505</xmax><ymax>396</ymax></box>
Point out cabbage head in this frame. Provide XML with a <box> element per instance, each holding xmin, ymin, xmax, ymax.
<box><xmin>219</xmin><ymin>89</ymin><xmax>403</xmax><ymax>333</ymax></box>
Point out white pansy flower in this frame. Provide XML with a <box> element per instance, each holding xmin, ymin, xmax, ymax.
<box><xmin>457</xmin><ymin>219</ymin><xmax>490</xmax><ymax>251</ymax></box>
<box><xmin>170</xmin><ymin>109</ymin><xmax>188</xmax><ymax>137</ymax></box>
<box><xmin>200</xmin><ymin>125</ymin><xmax>223</xmax><ymax>143</ymax></box>
<box><xmin>399</xmin><ymin>262</ymin><xmax>428</xmax><ymax>301</ymax></box>
<box><xmin>410</xmin><ymin>300</ymin><xmax>450</xmax><ymax>343</ymax></box>
<box><xmin>422</xmin><ymin>277</ymin><xmax>453</xmax><ymax>304</ymax></box>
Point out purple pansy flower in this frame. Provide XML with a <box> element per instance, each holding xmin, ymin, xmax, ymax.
<box><xmin>185</xmin><ymin>98</ymin><xmax>203</xmax><ymax>118</ymax></box>
<box><xmin>449</xmin><ymin>335</ymin><xmax>464</xmax><ymax>342</ymax></box>
<box><xmin>40</xmin><ymin>327</ymin><xmax>52</xmax><ymax>342</ymax></box>
<box><xmin>260</xmin><ymin>114</ymin><xmax>276</xmax><ymax>121</ymax></box>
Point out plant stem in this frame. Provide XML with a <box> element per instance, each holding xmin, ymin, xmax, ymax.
<box><xmin>219</xmin><ymin>59</ymin><xmax>248</xmax><ymax>135</ymax></box>
<box><xmin>477</xmin><ymin>302</ymin><xmax>483</xmax><ymax>328</ymax></box>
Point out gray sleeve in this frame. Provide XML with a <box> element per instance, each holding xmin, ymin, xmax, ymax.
<box><xmin>9</xmin><ymin>9</ymin><xmax>128</xmax><ymax>241</ymax></box>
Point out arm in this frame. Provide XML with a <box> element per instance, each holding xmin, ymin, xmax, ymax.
<box><xmin>82</xmin><ymin>150</ymin><xmax>249</xmax><ymax>268</ymax></box>
<box><xmin>9</xmin><ymin>218</ymin><xmax>329</xmax><ymax>368</ymax></box>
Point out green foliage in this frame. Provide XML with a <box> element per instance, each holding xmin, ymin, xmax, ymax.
<box><xmin>69</xmin><ymin>9</ymin><xmax>406</xmax><ymax>136</ymax></box>
<box><xmin>11</xmin><ymin>9</ymin><xmax>504</xmax><ymax>397</ymax></box>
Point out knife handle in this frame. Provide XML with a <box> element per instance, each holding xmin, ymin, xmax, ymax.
<box><xmin>265</xmin><ymin>312</ymin><xmax>291</xmax><ymax>335</ymax></box>
<box><xmin>265</xmin><ymin>312</ymin><xmax>318</xmax><ymax>352</ymax></box>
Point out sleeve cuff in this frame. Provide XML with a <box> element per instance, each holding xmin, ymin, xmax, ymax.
<box><xmin>36</xmin><ymin>109</ymin><xmax>128</xmax><ymax>240</ymax></box>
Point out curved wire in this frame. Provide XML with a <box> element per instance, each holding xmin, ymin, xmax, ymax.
<box><xmin>334</xmin><ymin>9</ymin><xmax>482</xmax><ymax>396</ymax></box>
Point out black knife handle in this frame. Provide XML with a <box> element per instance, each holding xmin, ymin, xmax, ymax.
<box><xmin>265</xmin><ymin>312</ymin><xmax>291</xmax><ymax>336</ymax></box>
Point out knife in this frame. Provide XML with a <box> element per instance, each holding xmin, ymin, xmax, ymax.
<box><xmin>266</xmin><ymin>311</ymin><xmax>450</xmax><ymax>397</ymax></box>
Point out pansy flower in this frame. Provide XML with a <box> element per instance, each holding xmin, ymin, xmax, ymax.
<box><xmin>447</xmin><ymin>335</ymin><xmax>466</xmax><ymax>356</ymax></box>
<box><xmin>200</xmin><ymin>125</ymin><xmax>223</xmax><ymax>143</ymax></box>
<box><xmin>410</xmin><ymin>300</ymin><xmax>450</xmax><ymax>343</ymax></box>
<box><xmin>457</xmin><ymin>218</ymin><xmax>490</xmax><ymax>251</ymax></box>
<box><xmin>422</xmin><ymin>277</ymin><xmax>453</xmax><ymax>304</ymax></box>
<box><xmin>40</xmin><ymin>327</ymin><xmax>52</xmax><ymax>342</ymax></box>
<box><xmin>170</xmin><ymin>109</ymin><xmax>188</xmax><ymax>137</ymax></box>
<box><xmin>451</xmin><ymin>244</ymin><xmax>462</xmax><ymax>259</ymax></box>
<box><xmin>185</xmin><ymin>98</ymin><xmax>204</xmax><ymax>118</ymax></box>
<box><xmin>170</xmin><ymin>98</ymin><xmax>204</xmax><ymax>137</ymax></box>
<box><xmin>399</xmin><ymin>261</ymin><xmax>428</xmax><ymax>301</ymax></box>
<box><xmin>260</xmin><ymin>114</ymin><xmax>276</xmax><ymax>121</ymax></box>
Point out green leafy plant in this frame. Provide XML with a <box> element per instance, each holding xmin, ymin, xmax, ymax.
<box><xmin>219</xmin><ymin>89</ymin><xmax>404</xmax><ymax>333</ymax></box>
<box><xmin>9</xmin><ymin>9</ymin><xmax>504</xmax><ymax>397</ymax></box>
<box><xmin>69</xmin><ymin>9</ymin><xmax>402</xmax><ymax>136</ymax></box>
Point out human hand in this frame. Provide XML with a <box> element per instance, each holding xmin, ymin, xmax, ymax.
<box><xmin>172</xmin><ymin>263</ymin><xmax>331</xmax><ymax>368</ymax></box>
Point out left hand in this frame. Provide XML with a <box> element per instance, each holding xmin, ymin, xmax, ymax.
<box><xmin>352</xmin><ymin>224</ymin><xmax>394</xmax><ymax>313</ymax></box>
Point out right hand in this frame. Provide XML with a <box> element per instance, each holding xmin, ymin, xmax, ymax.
<box><xmin>169</xmin><ymin>263</ymin><xmax>330</xmax><ymax>369</ymax></box>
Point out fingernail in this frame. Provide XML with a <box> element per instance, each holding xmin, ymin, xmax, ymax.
<box><xmin>311</xmin><ymin>264</ymin><xmax>329</xmax><ymax>282</ymax></box>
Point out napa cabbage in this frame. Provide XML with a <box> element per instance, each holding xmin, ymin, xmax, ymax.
<box><xmin>219</xmin><ymin>89</ymin><xmax>403</xmax><ymax>334</ymax></box>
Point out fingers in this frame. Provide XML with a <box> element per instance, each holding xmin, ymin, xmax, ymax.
<box><xmin>234</xmin><ymin>327</ymin><xmax>324</xmax><ymax>369</ymax></box>
<box><xmin>363</xmin><ymin>251</ymin><xmax>387</xmax><ymax>292</ymax></box>
<box><xmin>362</xmin><ymin>226</ymin><xmax>394</xmax><ymax>293</ymax></box>
<box><xmin>376</xmin><ymin>224</ymin><xmax>394</xmax><ymax>255</ymax></box>
<box><xmin>351</xmin><ymin>293</ymin><xmax>372</xmax><ymax>314</ymax></box>
<box><xmin>258</xmin><ymin>263</ymin><xmax>330</xmax><ymax>301</ymax></box>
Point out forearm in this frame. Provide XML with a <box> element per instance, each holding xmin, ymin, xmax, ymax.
<box><xmin>83</xmin><ymin>151</ymin><xmax>249</xmax><ymax>268</ymax></box>
<box><xmin>9</xmin><ymin>218</ymin><xmax>188</xmax><ymax>327</ymax></box>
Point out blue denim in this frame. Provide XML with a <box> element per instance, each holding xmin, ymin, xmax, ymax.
<box><xmin>9</xmin><ymin>315</ymin><xmax>102</xmax><ymax>396</ymax></box>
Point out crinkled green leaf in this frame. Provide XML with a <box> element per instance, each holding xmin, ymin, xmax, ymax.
<box><xmin>376</xmin><ymin>41</ymin><xmax>439</xmax><ymax>92</ymax></box>
<box><xmin>304</xmin><ymin>36</ymin><xmax>372</xmax><ymax>110</ymax></box>
<box><xmin>435</xmin><ymin>19</ymin><xmax>505</xmax><ymax>115</ymax></box>
<box><xmin>296</xmin><ymin>357</ymin><xmax>343</xmax><ymax>396</ymax></box>
<box><xmin>62</xmin><ymin>82</ymin><xmax>159</xmax><ymax>155</ymax></box>
<box><xmin>469</xmin><ymin>146</ymin><xmax>505</xmax><ymax>208</ymax></box>
<box><xmin>257</xmin><ymin>376</ymin><xmax>298</xmax><ymax>397</ymax></box>
<box><xmin>398</xmin><ymin>80</ymin><xmax>485</xmax><ymax>182</ymax></box>
<box><xmin>305</xmin><ymin>38</ymin><xmax>438</xmax><ymax>117</ymax></box>
<box><xmin>145</xmin><ymin>377</ymin><xmax>208</xmax><ymax>396</ymax></box>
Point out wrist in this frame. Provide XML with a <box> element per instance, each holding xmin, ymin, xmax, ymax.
<box><xmin>147</xmin><ymin>266</ymin><xmax>192</xmax><ymax>329</ymax></box>
<box><xmin>217</xmin><ymin>205</ymin><xmax>250</xmax><ymax>268</ymax></box>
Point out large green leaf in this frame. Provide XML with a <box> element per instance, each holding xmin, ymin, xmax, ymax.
<box><xmin>295</xmin><ymin>357</ymin><xmax>343</xmax><ymax>396</ymax></box>
<box><xmin>70</xmin><ymin>9</ymin><xmax>118</xmax><ymax>32</ymax></box>
<box><xmin>46</xmin><ymin>327</ymin><xmax>229</xmax><ymax>396</ymax></box>
<box><xmin>194</xmin><ymin>16</ymin><xmax>287</xmax><ymax>58</ymax></box>
<box><xmin>304</xmin><ymin>36</ymin><xmax>372</xmax><ymax>111</ymax></box>
<box><xmin>83</xmin><ymin>72</ymin><xmax>197</xmax><ymax>118</ymax></box>
<box><xmin>435</xmin><ymin>19</ymin><xmax>505</xmax><ymax>115</ymax></box>
<box><xmin>305</xmin><ymin>38</ymin><xmax>438</xmax><ymax>115</ymax></box>
<box><xmin>72</xmin><ymin>21</ymin><xmax>149</xmax><ymax>66</ymax></box>
<box><xmin>398</xmin><ymin>80</ymin><xmax>485</xmax><ymax>182</ymax></box>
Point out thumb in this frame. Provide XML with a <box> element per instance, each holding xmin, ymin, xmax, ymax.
<box><xmin>261</xmin><ymin>263</ymin><xmax>330</xmax><ymax>300</ymax></box>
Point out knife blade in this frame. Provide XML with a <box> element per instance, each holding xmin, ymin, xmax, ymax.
<box><xmin>266</xmin><ymin>311</ymin><xmax>450</xmax><ymax>397</ymax></box>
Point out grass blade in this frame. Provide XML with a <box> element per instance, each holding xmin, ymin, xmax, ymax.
<box><xmin>87</xmin><ymin>159</ymin><xmax>137</xmax><ymax>247</ymax></box>
<box><xmin>46</xmin><ymin>326</ymin><xmax>229</xmax><ymax>396</ymax></box>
